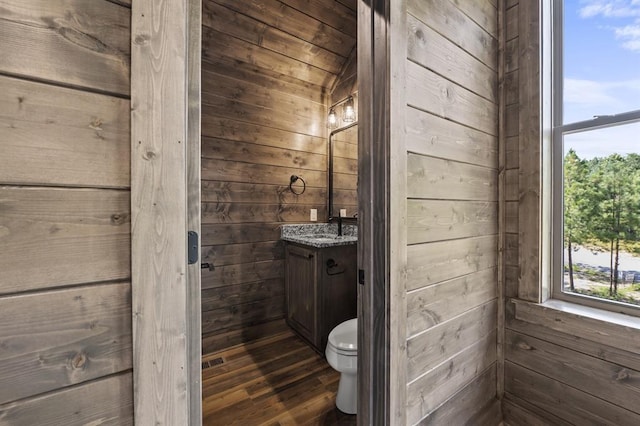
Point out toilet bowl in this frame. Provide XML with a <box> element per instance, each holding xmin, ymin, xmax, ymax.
<box><xmin>325</xmin><ymin>318</ymin><xmax>357</xmax><ymax>414</ymax></box>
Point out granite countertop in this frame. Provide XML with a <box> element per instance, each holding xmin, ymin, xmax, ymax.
<box><xmin>281</xmin><ymin>223</ymin><xmax>357</xmax><ymax>248</ymax></box>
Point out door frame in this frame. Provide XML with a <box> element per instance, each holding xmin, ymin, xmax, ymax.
<box><xmin>130</xmin><ymin>0</ymin><xmax>202</xmax><ymax>424</ymax></box>
<box><xmin>357</xmin><ymin>0</ymin><xmax>404</xmax><ymax>424</ymax></box>
<box><xmin>129</xmin><ymin>0</ymin><xmax>398</xmax><ymax>424</ymax></box>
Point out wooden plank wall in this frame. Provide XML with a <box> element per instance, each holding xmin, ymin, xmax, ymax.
<box><xmin>0</xmin><ymin>0</ymin><xmax>132</xmax><ymax>424</ymax></box>
<box><xmin>200</xmin><ymin>0</ymin><xmax>357</xmax><ymax>354</ymax></box>
<box><xmin>502</xmin><ymin>1</ymin><xmax>640</xmax><ymax>425</ymax></box>
<box><xmin>402</xmin><ymin>0</ymin><xmax>501</xmax><ymax>424</ymax></box>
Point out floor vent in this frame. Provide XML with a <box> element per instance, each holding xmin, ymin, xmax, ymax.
<box><xmin>202</xmin><ymin>357</ymin><xmax>224</xmax><ymax>370</ymax></box>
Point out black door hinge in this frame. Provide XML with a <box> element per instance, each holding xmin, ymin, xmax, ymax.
<box><xmin>188</xmin><ymin>231</ymin><xmax>198</xmax><ymax>264</ymax></box>
<box><xmin>358</xmin><ymin>269</ymin><xmax>365</xmax><ymax>285</ymax></box>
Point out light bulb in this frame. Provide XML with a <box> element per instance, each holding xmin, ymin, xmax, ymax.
<box><xmin>327</xmin><ymin>108</ymin><xmax>338</xmax><ymax>128</ymax></box>
<box><xmin>342</xmin><ymin>96</ymin><xmax>355</xmax><ymax>123</ymax></box>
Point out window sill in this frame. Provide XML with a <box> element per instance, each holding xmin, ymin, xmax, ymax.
<box><xmin>510</xmin><ymin>298</ymin><xmax>640</xmax><ymax>356</ymax></box>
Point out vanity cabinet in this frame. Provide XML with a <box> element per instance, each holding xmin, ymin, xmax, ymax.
<box><xmin>284</xmin><ymin>242</ymin><xmax>357</xmax><ymax>352</ymax></box>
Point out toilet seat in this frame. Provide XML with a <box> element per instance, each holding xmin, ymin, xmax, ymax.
<box><xmin>327</xmin><ymin>318</ymin><xmax>357</xmax><ymax>351</ymax></box>
<box><xmin>327</xmin><ymin>343</ymin><xmax>357</xmax><ymax>357</ymax></box>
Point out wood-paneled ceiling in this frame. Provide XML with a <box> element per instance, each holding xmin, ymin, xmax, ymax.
<box><xmin>202</xmin><ymin>0</ymin><xmax>357</xmax><ymax>90</ymax></box>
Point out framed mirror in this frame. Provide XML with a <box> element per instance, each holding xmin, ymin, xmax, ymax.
<box><xmin>328</xmin><ymin>123</ymin><xmax>358</xmax><ymax>220</ymax></box>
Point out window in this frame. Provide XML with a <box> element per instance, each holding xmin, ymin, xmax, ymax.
<box><xmin>553</xmin><ymin>0</ymin><xmax>640</xmax><ymax>312</ymax></box>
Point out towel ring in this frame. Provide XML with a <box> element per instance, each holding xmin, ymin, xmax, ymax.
<box><xmin>289</xmin><ymin>175</ymin><xmax>306</xmax><ymax>195</ymax></box>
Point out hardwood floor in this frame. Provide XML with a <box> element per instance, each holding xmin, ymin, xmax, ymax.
<box><xmin>202</xmin><ymin>329</ymin><xmax>357</xmax><ymax>425</ymax></box>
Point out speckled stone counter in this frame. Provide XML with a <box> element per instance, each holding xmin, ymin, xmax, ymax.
<box><xmin>281</xmin><ymin>223</ymin><xmax>357</xmax><ymax>248</ymax></box>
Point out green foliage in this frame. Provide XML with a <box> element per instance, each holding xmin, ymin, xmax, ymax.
<box><xmin>564</xmin><ymin>150</ymin><xmax>640</xmax><ymax>295</ymax></box>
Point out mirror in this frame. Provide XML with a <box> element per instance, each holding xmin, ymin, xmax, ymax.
<box><xmin>328</xmin><ymin>123</ymin><xmax>358</xmax><ymax>219</ymax></box>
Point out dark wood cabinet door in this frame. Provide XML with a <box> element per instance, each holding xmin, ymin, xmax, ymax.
<box><xmin>320</xmin><ymin>245</ymin><xmax>358</xmax><ymax>350</ymax></box>
<box><xmin>285</xmin><ymin>244</ymin><xmax>317</xmax><ymax>345</ymax></box>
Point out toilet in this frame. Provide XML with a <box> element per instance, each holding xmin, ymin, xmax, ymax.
<box><xmin>325</xmin><ymin>318</ymin><xmax>358</xmax><ymax>414</ymax></box>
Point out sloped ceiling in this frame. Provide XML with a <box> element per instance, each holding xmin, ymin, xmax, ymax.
<box><xmin>202</xmin><ymin>0</ymin><xmax>357</xmax><ymax>90</ymax></box>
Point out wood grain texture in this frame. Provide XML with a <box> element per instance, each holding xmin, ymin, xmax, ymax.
<box><xmin>202</xmin><ymin>137</ymin><xmax>326</xmax><ymax>171</ymax></box>
<box><xmin>505</xmin><ymin>38</ymin><xmax>519</xmax><ymax>73</ymax></box>
<box><xmin>407</xmin><ymin>200</ymin><xmax>497</xmax><ymax>244</ymax></box>
<box><xmin>202</xmin><ymin>241</ymin><xmax>283</xmax><ymax>266</ymax></box>
<box><xmin>201</xmin><ymin>92</ymin><xmax>324</xmax><ymax>138</ymax></box>
<box><xmin>503</xmin><ymin>395</ymin><xmax>572</xmax><ymax>426</ymax></box>
<box><xmin>0</xmin><ymin>0</ymin><xmax>133</xmax><ymax>422</ymax></box>
<box><xmin>202</xmin><ymin>58</ymin><xmax>325</xmax><ymax>104</ymax></box>
<box><xmin>202</xmin><ymin>2</ymin><xmax>345</xmax><ymax>74</ymax></box>
<box><xmin>512</xmin><ymin>300</ymin><xmax>640</xmax><ymax>356</ymax></box>
<box><xmin>0</xmin><ymin>187</ymin><xmax>130</xmax><ymax>295</ymax></box>
<box><xmin>450</xmin><ymin>0</ymin><xmax>498</xmax><ymax>38</ymax></box>
<box><xmin>407</xmin><ymin>13</ymin><xmax>497</xmax><ymax>103</ymax></box>
<box><xmin>506</xmin><ymin>306</ymin><xmax>640</xmax><ymax>372</ymax></box>
<box><xmin>201</xmin><ymin>260</ymin><xmax>284</xmax><ymax>290</ymax></box>
<box><xmin>403</xmin><ymin>2</ymin><xmax>499</xmax><ymax>424</ymax></box>
<box><xmin>202</xmin><ymin>202</ymin><xmax>327</xmax><ymax>224</ymax></box>
<box><xmin>207</xmin><ymin>0</ymin><xmax>355</xmax><ymax>57</ymax></box>
<box><xmin>506</xmin><ymin>300</ymin><xmax>640</xmax><ymax>423</ymax></box>
<box><xmin>0</xmin><ymin>372</ymin><xmax>133</xmax><ymax>426</ymax></box>
<box><xmin>202</xmin><ymin>330</ymin><xmax>355</xmax><ymax>425</ymax></box>
<box><xmin>202</xmin><ymin>296</ymin><xmax>285</xmax><ymax>335</ymax></box>
<box><xmin>201</xmin><ymin>223</ymin><xmax>282</xmax><ymax>245</ymax></box>
<box><xmin>407</xmin><ymin>61</ymin><xmax>498</xmax><ymax>136</ymax></box>
<box><xmin>202</xmin><ymin>182</ymin><xmax>326</xmax><ymax>205</ymax></box>
<box><xmin>506</xmin><ymin>330</ymin><xmax>640</xmax><ymax>415</ymax></box>
<box><xmin>0</xmin><ymin>282</ymin><xmax>131</xmax><ymax>404</ymax></box>
<box><xmin>202</xmin><ymin>158</ymin><xmax>327</xmax><ymax>186</ymax></box>
<box><xmin>406</xmin><ymin>334</ymin><xmax>497</xmax><ymax>424</ymax></box>
<box><xmin>186</xmin><ymin>0</ymin><xmax>202</xmax><ymax>420</ymax></box>
<box><xmin>407</xmin><ymin>154</ymin><xmax>497</xmax><ymax>201</ymax></box>
<box><xmin>279</xmin><ymin>0</ymin><xmax>357</xmax><ymax>37</ymax></box>
<box><xmin>505</xmin><ymin>362</ymin><xmax>640</xmax><ymax>426</ymax></box>
<box><xmin>202</xmin><ymin>27</ymin><xmax>335</xmax><ymax>88</ymax></box>
<box><xmin>356</xmin><ymin>0</ymin><xmax>398</xmax><ymax>422</ymax></box>
<box><xmin>0</xmin><ymin>77</ymin><xmax>130</xmax><ymax>188</ymax></box>
<box><xmin>406</xmin><ymin>107</ymin><xmax>497</xmax><ymax>169</ymax></box>
<box><xmin>201</xmin><ymin>319</ymin><xmax>288</xmax><ymax>355</ymax></box>
<box><xmin>407</xmin><ymin>300</ymin><xmax>498</xmax><ymax>379</ymax></box>
<box><xmin>418</xmin><ymin>366</ymin><xmax>498</xmax><ymax>426</ymax></box>
<box><xmin>201</xmin><ymin>72</ymin><xmax>326</xmax><ymax>121</ymax></box>
<box><xmin>202</xmin><ymin>279</ymin><xmax>284</xmax><ymax>312</ymax></box>
<box><xmin>517</xmin><ymin>0</ymin><xmax>541</xmax><ymax>302</ymax></box>
<box><xmin>506</xmin><ymin>136</ymin><xmax>520</xmax><ymax>169</ymax></box>
<box><xmin>407</xmin><ymin>267</ymin><xmax>497</xmax><ymax>336</ymax></box>
<box><xmin>407</xmin><ymin>235</ymin><xmax>498</xmax><ymax>291</ymax></box>
<box><xmin>201</xmin><ymin>116</ymin><xmax>326</xmax><ymax>153</ymax></box>
<box><xmin>0</xmin><ymin>0</ymin><xmax>130</xmax><ymax>96</ymax></box>
<box><xmin>130</xmin><ymin>0</ymin><xmax>189</xmax><ymax>423</ymax></box>
<box><xmin>505</xmin><ymin>201</ymin><xmax>518</xmax><ymax>233</ymax></box>
<box><xmin>407</xmin><ymin>0</ymin><xmax>497</xmax><ymax>70</ymax></box>
<box><xmin>506</xmin><ymin>5</ymin><xmax>519</xmax><ymax>42</ymax></box>
<box><xmin>330</xmin><ymin>47</ymin><xmax>358</xmax><ymax>104</ymax></box>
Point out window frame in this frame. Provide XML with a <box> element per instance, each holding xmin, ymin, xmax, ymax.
<box><xmin>551</xmin><ymin>0</ymin><xmax>640</xmax><ymax>316</ymax></box>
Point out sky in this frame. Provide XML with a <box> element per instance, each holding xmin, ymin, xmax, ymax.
<box><xmin>563</xmin><ymin>0</ymin><xmax>640</xmax><ymax>159</ymax></box>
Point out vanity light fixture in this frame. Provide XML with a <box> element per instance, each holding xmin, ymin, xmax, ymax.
<box><xmin>327</xmin><ymin>108</ymin><xmax>338</xmax><ymax>129</ymax></box>
<box><xmin>342</xmin><ymin>96</ymin><xmax>355</xmax><ymax>123</ymax></box>
<box><xmin>327</xmin><ymin>94</ymin><xmax>357</xmax><ymax>129</ymax></box>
